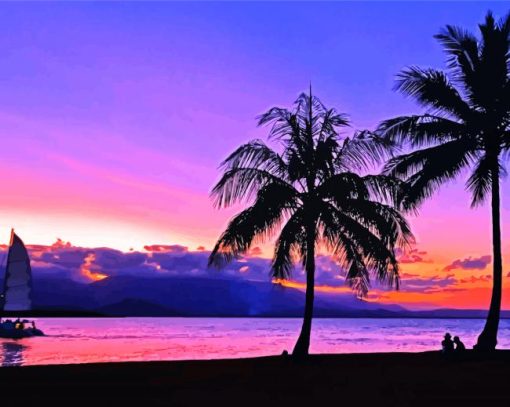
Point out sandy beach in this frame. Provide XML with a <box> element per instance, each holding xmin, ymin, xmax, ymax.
<box><xmin>1</xmin><ymin>351</ymin><xmax>510</xmax><ymax>406</ymax></box>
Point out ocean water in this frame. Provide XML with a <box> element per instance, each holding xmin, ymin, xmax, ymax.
<box><xmin>2</xmin><ymin>317</ymin><xmax>510</xmax><ymax>367</ymax></box>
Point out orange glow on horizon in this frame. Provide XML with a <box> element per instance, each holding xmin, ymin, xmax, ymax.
<box><xmin>272</xmin><ymin>278</ymin><xmax>353</xmax><ymax>295</ymax></box>
<box><xmin>80</xmin><ymin>253</ymin><xmax>108</xmax><ymax>282</ymax></box>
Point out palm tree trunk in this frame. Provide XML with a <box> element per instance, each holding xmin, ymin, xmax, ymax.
<box><xmin>292</xmin><ymin>226</ymin><xmax>316</xmax><ymax>358</ymax></box>
<box><xmin>476</xmin><ymin>160</ymin><xmax>502</xmax><ymax>351</ymax></box>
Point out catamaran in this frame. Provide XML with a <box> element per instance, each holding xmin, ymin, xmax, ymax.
<box><xmin>0</xmin><ymin>230</ymin><xmax>44</xmax><ymax>338</ymax></box>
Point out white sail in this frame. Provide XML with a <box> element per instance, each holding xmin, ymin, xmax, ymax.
<box><xmin>2</xmin><ymin>230</ymin><xmax>32</xmax><ymax>311</ymax></box>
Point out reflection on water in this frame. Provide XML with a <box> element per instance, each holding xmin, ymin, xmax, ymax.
<box><xmin>1</xmin><ymin>317</ymin><xmax>510</xmax><ymax>367</ymax></box>
<box><xmin>2</xmin><ymin>342</ymin><xmax>26</xmax><ymax>366</ymax></box>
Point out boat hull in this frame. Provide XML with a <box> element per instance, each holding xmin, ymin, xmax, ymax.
<box><xmin>0</xmin><ymin>328</ymin><xmax>44</xmax><ymax>339</ymax></box>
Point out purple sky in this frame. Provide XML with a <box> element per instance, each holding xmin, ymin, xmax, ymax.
<box><xmin>0</xmin><ymin>2</ymin><xmax>509</xmax><ymax>309</ymax></box>
<box><xmin>0</xmin><ymin>2</ymin><xmax>507</xmax><ymax>265</ymax></box>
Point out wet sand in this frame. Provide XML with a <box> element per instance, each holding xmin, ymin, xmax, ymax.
<box><xmin>1</xmin><ymin>351</ymin><xmax>510</xmax><ymax>406</ymax></box>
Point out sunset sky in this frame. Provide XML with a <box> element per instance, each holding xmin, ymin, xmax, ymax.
<box><xmin>1</xmin><ymin>2</ymin><xmax>510</xmax><ymax>310</ymax></box>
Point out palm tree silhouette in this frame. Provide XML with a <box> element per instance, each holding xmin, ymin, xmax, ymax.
<box><xmin>377</xmin><ymin>11</ymin><xmax>510</xmax><ymax>351</ymax></box>
<box><xmin>209</xmin><ymin>89</ymin><xmax>413</xmax><ymax>357</ymax></box>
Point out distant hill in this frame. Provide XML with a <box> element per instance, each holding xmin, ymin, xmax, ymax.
<box><xmin>97</xmin><ymin>298</ymin><xmax>179</xmax><ymax>317</ymax></box>
<box><xmin>13</xmin><ymin>274</ymin><xmax>508</xmax><ymax>318</ymax></box>
<box><xmin>28</xmin><ymin>274</ymin><xmax>407</xmax><ymax>317</ymax></box>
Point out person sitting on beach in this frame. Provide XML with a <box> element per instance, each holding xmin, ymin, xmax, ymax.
<box><xmin>441</xmin><ymin>333</ymin><xmax>454</xmax><ymax>354</ymax></box>
<box><xmin>453</xmin><ymin>336</ymin><xmax>466</xmax><ymax>352</ymax></box>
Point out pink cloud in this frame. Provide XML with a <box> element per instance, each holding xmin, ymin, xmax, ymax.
<box><xmin>396</xmin><ymin>248</ymin><xmax>432</xmax><ymax>264</ymax></box>
<box><xmin>459</xmin><ymin>274</ymin><xmax>492</xmax><ymax>284</ymax></box>
<box><xmin>248</xmin><ymin>247</ymin><xmax>263</xmax><ymax>257</ymax></box>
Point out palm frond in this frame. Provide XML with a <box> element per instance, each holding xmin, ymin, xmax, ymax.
<box><xmin>361</xmin><ymin>174</ymin><xmax>411</xmax><ymax>211</ymax></box>
<box><xmin>466</xmin><ymin>154</ymin><xmax>507</xmax><ymax>207</ymax></box>
<box><xmin>398</xmin><ymin>147</ymin><xmax>477</xmax><ymax>210</ymax></box>
<box><xmin>318</xmin><ymin>209</ymin><xmax>370</xmax><ymax>297</ymax></box>
<box><xmin>434</xmin><ymin>24</ymin><xmax>479</xmax><ymax>97</ymax></box>
<box><xmin>396</xmin><ymin>67</ymin><xmax>472</xmax><ymax>120</ymax></box>
<box><xmin>211</xmin><ymin>168</ymin><xmax>297</xmax><ymax>208</ymax></box>
<box><xmin>271</xmin><ymin>211</ymin><xmax>306</xmax><ymax>279</ymax></box>
<box><xmin>377</xmin><ymin>114</ymin><xmax>465</xmax><ymax>148</ymax></box>
<box><xmin>317</xmin><ymin>172</ymin><xmax>370</xmax><ymax>203</ymax></box>
<box><xmin>209</xmin><ymin>183</ymin><xmax>297</xmax><ymax>267</ymax></box>
<box><xmin>314</xmin><ymin>135</ymin><xmax>340</xmax><ymax>178</ymax></box>
<box><xmin>219</xmin><ymin>140</ymin><xmax>288</xmax><ymax>178</ymax></box>
<box><xmin>466</xmin><ymin>154</ymin><xmax>491</xmax><ymax>207</ymax></box>
<box><xmin>318</xmin><ymin>109</ymin><xmax>350</xmax><ymax>142</ymax></box>
<box><xmin>320</xmin><ymin>204</ymin><xmax>401</xmax><ymax>297</ymax></box>
<box><xmin>338</xmin><ymin>131</ymin><xmax>396</xmax><ymax>171</ymax></box>
<box><xmin>341</xmin><ymin>198</ymin><xmax>415</xmax><ymax>249</ymax></box>
<box><xmin>383</xmin><ymin>138</ymin><xmax>475</xmax><ymax>179</ymax></box>
<box><xmin>257</xmin><ymin>107</ymin><xmax>299</xmax><ymax>141</ymax></box>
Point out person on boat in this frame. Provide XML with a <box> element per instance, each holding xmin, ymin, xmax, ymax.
<box><xmin>30</xmin><ymin>321</ymin><xmax>36</xmax><ymax>330</ymax></box>
<box><xmin>14</xmin><ymin>318</ymin><xmax>25</xmax><ymax>330</ymax></box>
<box><xmin>2</xmin><ymin>319</ymin><xmax>14</xmax><ymax>330</ymax></box>
<box><xmin>453</xmin><ymin>336</ymin><xmax>466</xmax><ymax>352</ymax></box>
<box><xmin>441</xmin><ymin>332</ymin><xmax>454</xmax><ymax>354</ymax></box>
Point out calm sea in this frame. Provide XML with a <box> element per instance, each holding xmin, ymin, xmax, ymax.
<box><xmin>2</xmin><ymin>317</ymin><xmax>510</xmax><ymax>367</ymax></box>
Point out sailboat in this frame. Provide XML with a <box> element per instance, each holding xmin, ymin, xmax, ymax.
<box><xmin>0</xmin><ymin>229</ymin><xmax>44</xmax><ymax>338</ymax></box>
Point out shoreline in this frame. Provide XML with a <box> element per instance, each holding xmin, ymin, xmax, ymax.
<box><xmin>3</xmin><ymin>351</ymin><xmax>510</xmax><ymax>406</ymax></box>
<box><xmin>10</xmin><ymin>314</ymin><xmax>510</xmax><ymax>319</ymax></box>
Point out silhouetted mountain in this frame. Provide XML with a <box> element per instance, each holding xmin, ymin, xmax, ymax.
<box><xmin>11</xmin><ymin>275</ymin><xmax>510</xmax><ymax>318</ymax></box>
<box><xmin>31</xmin><ymin>276</ymin><xmax>94</xmax><ymax>311</ymax></box>
<box><xmin>90</xmin><ymin>275</ymin><xmax>309</xmax><ymax>316</ymax></box>
<box><xmin>25</xmin><ymin>275</ymin><xmax>407</xmax><ymax>317</ymax></box>
<box><xmin>97</xmin><ymin>298</ymin><xmax>178</xmax><ymax>317</ymax></box>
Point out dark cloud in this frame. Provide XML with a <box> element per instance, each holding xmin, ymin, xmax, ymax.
<box><xmin>397</xmin><ymin>273</ymin><xmax>458</xmax><ymax>293</ymax></box>
<box><xmin>444</xmin><ymin>255</ymin><xmax>491</xmax><ymax>272</ymax></box>
<box><xmin>9</xmin><ymin>241</ymin><xmax>269</xmax><ymax>283</ymax></box>
<box><xmin>1</xmin><ymin>240</ymin><xmax>464</xmax><ymax>299</ymax></box>
<box><xmin>15</xmin><ymin>240</ymin><xmax>353</xmax><ymax>288</ymax></box>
